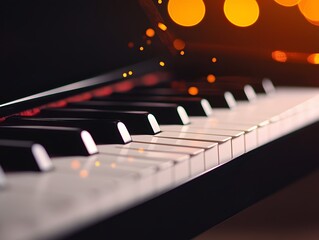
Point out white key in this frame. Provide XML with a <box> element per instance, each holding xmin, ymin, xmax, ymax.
<box><xmin>98</xmin><ymin>154</ymin><xmax>173</xmax><ymax>192</ymax></box>
<box><xmin>160</xmin><ymin>125</ymin><xmax>245</xmax><ymax>158</ymax></box>
<box><xmin>97</xmin><ymin>146</ymin><xmax>191</xmax><ymax>184</ymax></box>
<box><xmin>191</xmin><ymin>117</ymin><xmax>269</xmax><ymax>147</ymax></box>
<box><xmin>1</xmin><ymin>172</ymin><xmax>121</xmax><ymax>240</ymax></box>
<box><xmin>156</xmin><ymin>131</ymin><xmax>232</xmax><ymax>164</ymax></box>
<box><xmin>131</xmin><ymin>135</ymin><xmax>219</xmax><ymax>170</ymax></box>
<box><xmin>104</xmin><ymin>142</ymin><xmax>205</xmax><ymax>177</ymax></box>
<box><xmin>190</xmin><ymin>118</ymin><xmax>258</xmax><ymax>150</ymax></box>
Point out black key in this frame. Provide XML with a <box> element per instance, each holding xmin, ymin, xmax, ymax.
<box><xmin>211</xmin><ymin>84</ymin><xmax>256</xmax><ymax>101</ymax></box>
<box><xmin>114</xmin><ymin>89</ymin><xmax>236</xmax><ymax>109</ymax></box>
<box><xmin>0</xmin><ymin>166</ymin><xmax>6</xmax><ymax>189</ymax></box>
<box><xmin>65</xmin><ymin>101</ymin><xmax>190</xmax><ymax>125</ymax></box>
<box><xmin>0</xmin><ymin>126</ymin><xmax>98</xmax><ymax>156</ymax></box>
<box><xmin>212</xmin><ymin>76</ymin><xmax>275</xmax><ymax>94</ymax></box>
<box><xmin>176</xmin><ymin>82</ymin><xmax>256</xmax><ymax>101</ymax></box>
<box><xmin>0</xmin><ymin>139</ymin><xmax>53</xmax><ymax>172</ymax></box>
<box><xmin>39</xmin><ymin>108</ymin><xmax>161</xmax><ymax>135</ymax></box>
<box><xmin>6</xmin><ymin>118</ymin><xmax>131</xmax><ymax>145</ymax></box>
<box><xmin>95</xmin><ymin>96</ymin><xmax>213</xmax><ymax>116</ymax></box>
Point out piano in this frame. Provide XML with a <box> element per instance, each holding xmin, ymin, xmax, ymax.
<box><xmin>1</xmin><ymin>0</ymin><xmax>319</xmax><ymax>239</ymax></box>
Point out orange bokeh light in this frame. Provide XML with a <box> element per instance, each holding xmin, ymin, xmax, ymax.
<box><xmin>159</xmin><ymin>61</ymin><xmax>165</xmax><ymax>67</ymax></box>
<box><xmin>173</xmin><ymin>39</ymin><xmax>186</xmax><ymax>50</ymax></box>
<box><xmin>128</xmin><ymin>42</ymin><xmax>134</xmax><ymax>48</ymax></box>
<box><xmin>158</xmin><ymin>22</ymin><xmax>168</xmax><ymax>31</ymax></box>
<box><xmin>188</xmin><ymin>86</ymin><xmax>199</xmax><ymax>95</ymax></box>
<box><xmin>307</xmin><ymin>53</ymin><xmax>319</xmax><ymax>64</ymax></box>
<box><xmin>224</xmin><ymin>0</ymin><xmax>260</xmax><ymax>27</ymax></box>
<box><xmin>272</xmin><ymin>50</ymin><xmax>288</xmax><ymax>62</ymax></box>
<box><xmin>207</xmin><ymin>74</ymin><xmax>216</xmax><ymax>83</ymax></box>
<box><xmin>146</xmin><ymin>28</ymin><xmax>155</xmax><ymax>38</ymax></box>
<box><xmin>298</xmin><ymin>0</ymin><xmax>319</xmax><ymax>25</ymax></box>
<box><xmin>167</xmin><ymin>0</ymin><xmax>206</xmax><ymax>27</ymax></box>
<box><xmin>274</xmin><ymin>0</ymin><xmax>300</xmax><ymax>7</ymax></box>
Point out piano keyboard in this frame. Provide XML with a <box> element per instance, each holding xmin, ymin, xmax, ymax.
<box><xmin>1</xmin><ymin>85</ymin><xmax>319</xmax><ymax>240</ymax></box>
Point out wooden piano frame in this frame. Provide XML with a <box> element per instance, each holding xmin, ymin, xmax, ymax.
<box><xmin>61</xmin><ymin>121</ymin><xmax>319</xmax><ymax>239</ymax></box>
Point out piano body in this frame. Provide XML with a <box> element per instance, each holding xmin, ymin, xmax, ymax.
<box><xmin>1</xmin><ymin>0</ymin><xmax>319</xmax><ymax>239</ymax></box>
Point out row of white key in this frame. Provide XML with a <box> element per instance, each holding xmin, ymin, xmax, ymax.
<box><xmin>2</xmin><ymin>87</ymin><xmax>319</xmax><ymax>240</ymax></box>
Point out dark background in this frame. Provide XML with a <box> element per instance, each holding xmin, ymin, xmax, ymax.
<box><xmin>1</xmin><ymin>0</ymin><xmax>319</xmax><ymax>103</ymax></box>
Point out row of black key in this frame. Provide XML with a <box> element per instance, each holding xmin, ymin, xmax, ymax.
<box><xmin>0</xmin><ymin>76</ymin><xmax>272</xmax><ymax>175</ymax></box>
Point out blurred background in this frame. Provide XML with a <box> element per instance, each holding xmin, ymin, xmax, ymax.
<box><xmin>154</xmin><ymin>0</ymin><xmax>319</xmax><ymax>86</ymax></box>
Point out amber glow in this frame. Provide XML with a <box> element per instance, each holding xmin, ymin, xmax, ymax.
<box><xmin>274</xmin><ymin>0</ymin><xmax>300</xmax><ymax>7</ymax></box>
<box><xmin>158</xmin><ymin>22</ymin><xmax>168</xmax><ymax>31</ymax></box>
<box><xmin>207</xmin><ymin>74</ymin><xmax>216</xmax><ymax>83</ymax></box>
<box><xmin>173</xmin><ymin>39</ymin><xmax>186</xmax><ymax>50</ymax></box>
<box><xmin>128</xmin><ymin>71</ymin><xmax>133</xmax><ymax>76</ymax></box>
<box><xmin>188</xmin><ymin>86</ymin><xmax>199</xmax><ymax>95</ymax></box>
<box><xmin>66</xmin><ymin>93</ymin><xmax>92</xmax><ymax>103</ymax></box>
<box><xmin>47</xmin><ymin>100</ymin><xmax>68</xmax><ymax>108</ymax></box>
<box><xmin>20</xmin><ymin>108</ymin><xmax>41</xmax><ymax>117</ymax></box>
<box><xmin>92</xmin><ymin>86</ymin><xmax>113</xmax><ymax>97</ymax></box>
<box><xmin>180</xmin><ymin>50</ymin><xmax>185</xmax><ymax>55</ymax></box>
<box><xmin>167</xmin><ymin>0</ymin><xmax>206</xmax><ymax>27</ymax></box>
<box><xmin>211</xmin><ymin>57</ymin><xmax>217</xmax><ymax>63</ymax></box>
<box><xmin>298</xmin><ymin>0</ymin><xmax>319</xmax><ymax>24</ymax></box>
<box><xmin>224</xmin><ymin>0</ymin><xmax>260</xmax><ymax>27</ymax></box>
<box><xmin>272</xmin><ymin>50</ymin><xmax>288</xmax><ymax>62</ymax></box>
<box><xmin>307</xmin><ymin>53</ymin><xmax>319</xmax><ymax>64</ymax></box>
<box><xmin>139</xmin><ymin>46</ymin><xmax>144</xmax><ymax>51</ymax></box>
<box><xmin>114</xmin><ymin>81</ymin><xmax>134</xmax><ymax>92</ymax></box>
<box><xmin>146</xmin><ymin>28</ymin><xmax>155</xmax><ymax>38</ymax></box>
<box><xmin>158</xmin><ymin>0</ymin><xmax>163</xmax><ymax>4</ymax></box>
<box><xmin>142</xmin><ymin>73</ymin><xmax>160</xmax><ymax>86</ymax></box>
<box><xmin>159</xmin><ymin>61</ymin><xmax>165</xmax><ymax>67</ymax></box>
<box><xmin>123</xmin><ymin>73</ymin><xmax>128</xmax><ymax>78</ymax></box>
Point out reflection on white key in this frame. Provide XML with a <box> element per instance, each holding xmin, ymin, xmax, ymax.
<box><xmin>53</xmin><ymin>156</ymin><xmax>156</xmax><ymax>200</ymax></box>
<box><xmin>97</xmin><ymin>146</ymin><xmax>190</xmax><ymax>183</ymax></box>
<box><xmin>156</xmin><ymin>131</ymin><xmax>232</xmax><ymax>164</ymax></box>
<box><xmin>131</xmin><ymin>135</ymin><xmax>219</xmax><ymax>170</ymax></box>
<box><xmin>92</xmin><ymin>154</ymin><xmax>174</xmax><ymax>191</ymax></box>
<box><xmin>2</xmin><ymin>172</ymin><xmax>121</xmax><ymax>240</ymax></box>
<box><xmin>103</xmin><ymin>142</ymin><xmax>205</xmax><ymax>177</ymax></box>
<box><xmin>160</xmin><ymin>125</ymin><xmax>245</xmax><ymax>158</ymax></box>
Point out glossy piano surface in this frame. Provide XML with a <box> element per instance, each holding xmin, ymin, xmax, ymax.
<box><xmin>1</xmin><ymin>1</ymin><xmax>319</xmax><ymax>240</ymax></box>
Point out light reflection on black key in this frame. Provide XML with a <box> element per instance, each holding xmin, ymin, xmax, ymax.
<box><xmin>0</xmin><ymin>126</ymin><xmax>98</xmax><ymax>156</ymax></box>
<box><xmin>39</xmin><ymin>108</ymin><xmax>161</xmax><ymax>135</ymax></box>
<box><xmin>6</xmin><ymin>118</ymin><xmax>131</xmax><ymax>145</ymax></box>
<box><xmin>93</xmin><ymin>96</ymin><xmax>213</xmax><ymax>116</ymax></box>
<box><xmin>111</xmin><ymin>88</ymin><xmax>236</xmax><ymax>109</ymax></box>
<box><xmin>0</xmin><ymin>139</ymin><xmax>53</xmax><ymax>172</ymax></box>
<box><xmin>66</xmin><ymin>101</ymin><xmax>190</xmax><ymax>125</ymax></box>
